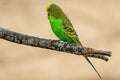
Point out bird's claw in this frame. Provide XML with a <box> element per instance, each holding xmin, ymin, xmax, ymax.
<box><xmin>59</xmin><ymin>41</ymin><xmax>68</xmax><ymax>50</ymax></box>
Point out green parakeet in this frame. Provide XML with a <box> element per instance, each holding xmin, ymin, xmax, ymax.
<box><xmin>46</xmin><ymin>3</ymin><xmax>101</xmax><ymax>78</ymax></box>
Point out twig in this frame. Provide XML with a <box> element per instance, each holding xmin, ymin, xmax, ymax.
<box><xmin>0</xmin><ymin>27</ymin><xmax>111</xmax><ymax>61</ymax></box>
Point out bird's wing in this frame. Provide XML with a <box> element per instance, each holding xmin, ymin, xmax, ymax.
<box><xmin>62</xmin><ymin>17</ymin><xmax>81</xmax><ymax>45</ymax></box>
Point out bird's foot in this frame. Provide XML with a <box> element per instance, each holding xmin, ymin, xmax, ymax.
<box><xmin>77</xmin><ymin>45</ymin><xmax>83</xmax><ymax>50</ymax></box>
<box><xmin>59</xmin><ymin>41</ymin><xmax>68</xmax><ymax>50</ymax></box>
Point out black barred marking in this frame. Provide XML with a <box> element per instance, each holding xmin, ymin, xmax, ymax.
<box><xmin>61</xmin><ymin>15</ymin><xmax>81</xmax><ymax>45</ymax></box>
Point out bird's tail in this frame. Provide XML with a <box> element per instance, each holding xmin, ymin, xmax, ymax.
<box><xmin>84</xmin><ymin>56</ymin><xmax>101</xmax><ymax>79</ymax></box>
<box><xmin>80</xmin><ymin>45</ymin><xmax>101</xmax><ymax>79</ymax></box>
<box><xmin>75</xmin><ymin>41</ymin><xmax>101</xmax><ymax>78</ymax></box>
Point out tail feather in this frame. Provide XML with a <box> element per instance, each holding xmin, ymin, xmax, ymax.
<box><xmin>80</xmin><ymin>45</ymin><xmax>101</xmax><ymax>79</ymax></box>
<box><xmin>85</xmin><ymin>56</ymin><xmax>102</xmax><ymax>79</ymax></box>
<box><xmin>72</xmin><ymin>40</ymin><xmax>101</xmax><ymax>78</ymax></box>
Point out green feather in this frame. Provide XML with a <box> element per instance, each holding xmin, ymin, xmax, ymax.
<box><xmin>49</xmin><ymin>15</ymin><xmax>78</xmax><ymax>44</ymax></box>
<box><xmin>46</xmin><ymin>3</ymin><xmax>101</xmax><ymax>78</ymax></box>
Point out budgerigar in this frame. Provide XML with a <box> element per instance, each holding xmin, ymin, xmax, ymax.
<box><xmin>46</xmin><ymin>3</ymin><xmax>101</xmax><ymax>78</ymax></box>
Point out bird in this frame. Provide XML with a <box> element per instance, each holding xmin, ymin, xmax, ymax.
<box><xmin>46</xmin><ymin>3</ymin><xmax>101</xmax><ymax>78</ymax></box>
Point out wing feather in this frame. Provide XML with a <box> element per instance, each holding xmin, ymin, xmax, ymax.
<box><xmin>62</xmin><ymin>16</ymin><xmax>81</xmax><ymax>45</ymax></box>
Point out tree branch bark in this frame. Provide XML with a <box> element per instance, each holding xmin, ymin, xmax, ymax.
<box><xmin>0</xmin><ymin>27</ymin><xmax>111</xmax><ymax>61</ymax></box>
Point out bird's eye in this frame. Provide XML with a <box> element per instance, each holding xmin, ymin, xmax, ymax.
<box><xmin>48</xmin><ymin>13</ymin><xmax>50</xmax><ymax>16</ymax></box>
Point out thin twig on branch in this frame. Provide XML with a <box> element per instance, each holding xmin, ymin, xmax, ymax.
<box><xmin>0</xmin><ymin>27</ymin><xmax>111</xmax><ymax>61</ymax></box>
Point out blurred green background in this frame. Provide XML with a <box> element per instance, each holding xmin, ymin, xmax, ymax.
<box><xmin>0</xmin><ymin>0</ymin><xmax>119</xmax><ymax>80</ymax></box>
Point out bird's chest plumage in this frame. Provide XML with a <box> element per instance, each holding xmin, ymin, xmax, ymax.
<box><xmin>50</xmin><ymin>19</ymin><xmax>63</xmax><ymax>34</ymax></box>
<box><xmin>49</xmin><ymin>16</ymin><xmax>69</xmax><ymax>41</ymax></box>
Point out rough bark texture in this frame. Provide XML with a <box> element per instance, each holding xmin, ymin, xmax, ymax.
<box><xmin>0</xmin><ymin>27</ymin><xmax>111</xmax><ymax>61</ymax></box>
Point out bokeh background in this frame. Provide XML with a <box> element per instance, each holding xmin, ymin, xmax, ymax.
<box><xmin>0</xmin><ymin>0</ymin><xmax>119</xmax><ymax>80</ymax></box>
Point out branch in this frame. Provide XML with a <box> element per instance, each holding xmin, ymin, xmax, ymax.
<box><xmin>0</xmin><ymin>27</ymin><xmax>111</xmax><ymax>61</ymax></box>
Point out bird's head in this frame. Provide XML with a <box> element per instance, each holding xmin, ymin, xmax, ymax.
<box><xmin>46</xmin><ymin>3</ymin><xmax>64</xmax><ymax>19</ymax></box>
